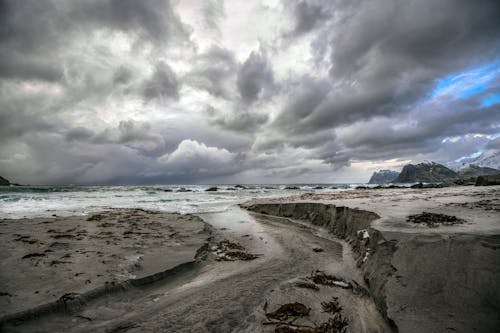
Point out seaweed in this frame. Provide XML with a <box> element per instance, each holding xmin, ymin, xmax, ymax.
<box><xmin>212</xmin><ymin>239</ymin><xmax>261</xmax><ymax>261</ymax></box>
<box><xmin>407</xmin><ymin>212</ymin><xmax>466</xmax><ymax>227</ymax></box>
<box><xmin>314</xmin><ymin>314</ymin><xmax>348</xmax><ymax>333</ymax></box>
<box><xmin>321</xmin><ymin>298</ymin><xmax>342</xmax><ymax>314</ymax></box>
<box><xmin>295</xmin><ymin>281</ymin><xmax>320</xmax><ymax>291</ymax></box>
<box><xmin>266</xmin><ymin>302</ymin><xmax>311</xmax><ymax>321</ymax></box>
<box><xmin>264</xmin><ymin>301</ymin><xmax>349</xmax><ymax>333</ymax></box>
<box><xmin>307</xmin><ymin>270</ymin><xmax>352</xmax><ymax>289</ymax></box>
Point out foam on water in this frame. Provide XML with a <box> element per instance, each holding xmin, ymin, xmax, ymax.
<box><xmin>0</xmin><ymin>184</ymin><xmax>345</xmax><ymax>219</ymax></box>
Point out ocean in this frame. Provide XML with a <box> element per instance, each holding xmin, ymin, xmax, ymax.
<box><xmin>0</xmin><ymin>184</ymin><xmax>361</xmax><ymax>219</ymax></box>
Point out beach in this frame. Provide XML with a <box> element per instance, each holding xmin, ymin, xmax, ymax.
<box><xmin>0</xmin><ymin>185</ymin><xmax>499</xmax><ymax>332</ymax></box>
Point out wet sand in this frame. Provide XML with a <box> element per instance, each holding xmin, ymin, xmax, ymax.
<box><xmin>0</xmin><ymin>186</ymin><xmax>499</xmax><ymax>332</ymax></box>
<box><xmin>244</xmin><ymin>185</ymin><xmax>500</xmax><ymax>332</ymax></box>
<box><xmin>0</xmin><ymin>209</ymin><xmax>211</xmax><ymax>318</ymax></box>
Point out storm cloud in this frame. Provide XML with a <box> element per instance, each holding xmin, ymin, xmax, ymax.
<box><xmin>0</xmin><ymin>0</ymin><xmax>499</xmax><ymax>184</ymax></box>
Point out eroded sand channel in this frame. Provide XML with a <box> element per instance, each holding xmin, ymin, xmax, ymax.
<box><xmin>0</xmin><ymin>205</ymin><xmax>393</xmax><ymax>332</ymax></box>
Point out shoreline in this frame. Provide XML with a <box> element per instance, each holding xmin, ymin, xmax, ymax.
<box><xmin>0</xmin><ymin>186</ymin><xmax>498</xmax><ymax>332</ymax></box>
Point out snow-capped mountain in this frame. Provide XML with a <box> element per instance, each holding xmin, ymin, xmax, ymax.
<box><xmin>471</xmin><ymin>150</ymin><xmax>500</xmax><ymax>169</ymax></box>
<box><xmin>447</xmin><ymin>150</ymin><xmax>500</xmax><ymax>170</ymax></box>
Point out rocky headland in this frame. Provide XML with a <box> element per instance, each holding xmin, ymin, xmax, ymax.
<box><xmin>368</xmin><ymin>170</ymin><xmax>399</xmax><ymax>184</ymax></box>
<box><xmin>0</xmin><ymin>176</ymin><xmax>10</xmax><ymax>186</ymax></box>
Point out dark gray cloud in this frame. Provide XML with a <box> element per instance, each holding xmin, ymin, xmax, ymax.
<box><xmin>185</xmin><ymin>46</ymin><xmax>236</xmax><ymax>98</ymax></box>
<box><xmin>0</xmin><ymin>0</ymin><xmax>188</xmax><ymax>83</ymax></box>
<box><xmin>0</xmin><ymin>0</ymin><xmax>499</xmax><ymax>184</ymax></box>
<box><xmin>290</xmin><ymin>1</ymin><xmax>327</xmax><ymax>34</ymax></box>
<box><xmin>142</xmin><ymin>62</ymin><xmax>180</xmax><ymax>100</ymax></box>
<box><xmin>272</xmin><ymin>0</ymin><xmax>500</xmax><ymax>137</ymax></box>
<box><xmin>237</xmin><ymin>50</ymin><xmax>275</xmax><ymax>104</ymax></box>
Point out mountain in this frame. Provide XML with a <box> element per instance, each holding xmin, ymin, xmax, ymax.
<box><xmin>458</xmin><ymin>165</ymin><xmax>499</xmax><ymax>178</ymax></box>
<box><xmin>394</xmin><ymin>161</ymin><xmax>459</xmax><ymax>183</ymax></box>
<box><xmin>471</xmin><ymin>150</ymin><xmax>500</xmax><ymax>169</ymax></box>
<box><xmin>368</xmin><ymin>170</ymin><xmax>399</xmax><ymax>184</ymax></box>
<box><xmin>0</xmin><ymin>176</ymin><xmax>10</xmax><ymax>186</ymax></box>
<box><xmin>447</xmin><ymin>149</ymin><xmax>500</xmax><ymax>170</ymax></box>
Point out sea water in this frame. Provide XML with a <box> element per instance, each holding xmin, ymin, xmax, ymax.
<box><xmin>0</xmin><ymin>184</ymin><xmax>358</xmax><ymax>219</ymax></box>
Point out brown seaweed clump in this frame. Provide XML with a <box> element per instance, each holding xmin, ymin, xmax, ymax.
<box><xmin>266</xmin><ymin>302</ymin><xmax>311</xmax><ymax>321</ymax></box>
<box><xmin>321</xmin><ymin>298</ymin><xmax>342</xmax><ymax>314</ymax></box>
<box><xmin>314</xmin><ymin>315</ymin><xmax>348</xmax><ymax>333</ymax></box>
<box><xmin>264</xmin><ymin>300</ymin><xmax>349</xmax><ymax>333</ymax></box>
<box><xmin>307</xmin><ymin>270</ymin><xmax>352</xmax><ymax>289</ymax></box>
<box><xmin>407</xmin><ymin>212</ymin><xmax>466</xmax><ymax>227</ymax></box>
<box><xmin>212</xmin><ymin>239</ymin><xmax>261</xmax><ymax>261</ymax></box>
<box><xmin>295</xmin><ymin>281</ymin><xmax>320</xmax><ymax>291</ymax></box>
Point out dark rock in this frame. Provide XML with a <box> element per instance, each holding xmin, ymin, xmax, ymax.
<box><xmin>394</xmin><ymin>161</ymin><xmax>458</xmax><ymax>183</ymax></box>
<box><xmin>285</xmin><ymin>186</ymin><xmax>300</xmax><ymax>190</ymax></box>
<box><xmin>0</xmin><ymin>176</ymin><xmax>10</xmax><ymax>186</ymax></box>
<box><xmin>205</xmin><ymin>187</ymin><xmax>218</xmax><ymax>192</ymax></box>
<box><xmin>234</xmin><ymin>184</ymin><xmax>247</xmax><ymax>189</ymax></box>
<box><xmin>368</xmin><ymin>170</ymin><xmax>399</xmax><ymax>184</ymax></box>
<box><xmin>475</xmin><ymin>174</ymin><xmax>500</xmax><ymax>186</ymax></box>
<box><xmin>458</xmin><ymin>164</ymin><xmax>499</xmax><ymax>178</ymax></box>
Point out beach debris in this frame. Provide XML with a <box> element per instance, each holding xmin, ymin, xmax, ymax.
<box><xmin>295</xmin><ymin>281</ymin><xmax>320</xmax><ymax>291</ymax></box>
<box><xmin>357</xmin><ymin>229</ymin><xmax>370</xmax><ymax>240</ymax></box>
<box><xmin>266</xmin><ymin>302</ymin><xmax>311</xmax><ymax>321</ymax></box>
<box><xmin>274</xmin><ymin>326</ymin><xmax>314</xmax><ymax>333</ymax></box>
<box><xmin>314</xmin><ymin>315</ymin><xmax>348</xmax><ymax>333</ymax></box>
<box><xmin>312</xmin><ymin>247</ymin><xmax>324</xmax><ymax>253</ymax></box>
<box><xmin>218</xmin><ymin>239</ymin><xmax>245</xmax><ymax>250</ymax></box>
<box><xmin>361</xmin><ymin>249</ymin><xmax>370</xmax><ymax>263</ymax></box>
<box><xmin>22</xmin><ymin>252</ymin><xmax>46</xmax><ymax>259</ymax></box>
<box><xmin>263</xmin><ymin>300</ymin><xmax>349</xmax><ymax>333</ymax></box>
<box><xmin>321</xmin><ymin>298</ymin><xmax>342</xmax><ymax>314</ymax></box>
<box><xmin>407</xmin><ymin>212</ymin><xmax>466</xmax><ymax>227</ymax></box>
<box><xmin>212</xmin><ymin>239</ymin><xmax>260</xmax><ymax>261</ymax></box>
<box><xmin>307</xmin><ymin>270</ymin><xmax>352</xmax><ymax>289</ymax></box>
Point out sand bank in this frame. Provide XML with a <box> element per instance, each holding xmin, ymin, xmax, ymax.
<box><xmin>0</xmin><ymin>186</ymin><xmax>498</xmax><ymax>332</ymax></box>
<box><xmin>0</xmin><ymin>209</ymin><xmax>212</xmax><ymax>320</ymax></box>
<box><xmin>243</xmin><ymin>185</ymin><xmax>500</xmax><ymax>332</ymax></box>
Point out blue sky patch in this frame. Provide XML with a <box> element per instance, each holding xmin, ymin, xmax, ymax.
<box><xmin>432</xmin><ymin>61</ymin><xmax>500</xmax><ymax>100</ymax></box>
<box><xmin>481</xmin><ymin>93</ymin><xmax>500</xmax><ymax>107</ymax></box>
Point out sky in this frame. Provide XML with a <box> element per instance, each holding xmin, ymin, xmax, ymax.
<box><xmin>0</xmin><ymin>0</ymin><xmax>499</xmax><ymax>185</ymax></box>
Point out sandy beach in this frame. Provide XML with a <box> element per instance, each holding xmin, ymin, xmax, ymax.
<box><xmin>0</xmin><ymin>186</ymin><xmax>499</xmax><ymax>332</ymax></box>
